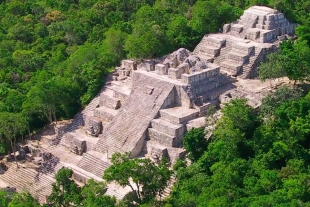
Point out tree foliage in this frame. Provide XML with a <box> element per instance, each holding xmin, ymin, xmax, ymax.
<box><xmin>103</xmin><ymin>152</ymin><xmax>172</xmax><ymax>204</ymax></box>
<box><xmin>183</xmin><ymin>127</ymin><xmax>207</xmax><ymax>162</ymax></box>
<box><xmin>168</xmin><ymin>93</ymin><xmax>310</xmax><ymax>207</ymax></box>
<box><xmin>259</xmin><ymin>40</ymin><xmax>310</xmax><ymax>83</ymax></box>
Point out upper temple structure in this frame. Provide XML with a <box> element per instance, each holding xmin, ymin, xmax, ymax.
<box><xmin>0</xmin><ymin>6</ymin><xmax>297</xmax><ymax>203</ymax></box>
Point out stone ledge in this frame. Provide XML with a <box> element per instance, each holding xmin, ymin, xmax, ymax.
<box><xmin>159</xmin><ymin>107</ymin><xmax>199</xmax><ymax>124</ymax></box>
<box><xmin>93</xmin><ymin>106</ymin><xmax>118</xmax><ymax>122</ymax></box>
<box><xmin>151</xmin><ymin>118</ymin><xmax>185</xmax><ymax>138</ymax></box>
<box><xmin>149</xmin><ymin>128</ymin><xmax>177</xmax><ymax>147</ymax></box>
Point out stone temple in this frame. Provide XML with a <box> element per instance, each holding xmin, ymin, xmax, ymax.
<box><xmin>0</xmin><ymin>6</ymin><xmax>297</xmax><ymax>202</ymax></box>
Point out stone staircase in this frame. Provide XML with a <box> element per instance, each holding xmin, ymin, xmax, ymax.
<box><xmin>0</xmin><ymin>162</ymin><xmax>55</xmax><ymax>204</ymax></box>
<box><xmin>149</xmin><ymin>118</ymin><xmax>186</xmax><ymax>147</ymax></box>
<box><xmin>193</xmin><ymin>35</ymin><xmax>226</xmax><ymax>61</ymax></box>
<box><xmin>219</xmin><ymin>42</ymin><xmax>257</xmax><ymax>77</ymax></box>
<box><xmin>146</xmin><ymin>107</ymin><xmax>198</xmax><ymax>163</ymax></box>
<box><xmin>76</xmin><ymin>151</ymin><xmax>110</xmax><ymax>178</ymax></box>
<box><xmin>213</xmin><ymin>39</ymin><xmax>233</xmax><ymax>64</ymax></box>
<box><xmin>157</xmin><ymin>175</ymin><xmax>176</xmax><ymax>200</ymax></box>
<box><xmin>94</xmin><ymin>74</ymin><xmax>176</xmax><ymax>157</ymax></box>
<box><xmin>240</xmin><ymin>47</ymin><xmax>263</xmax><ymax>79</ymax></box>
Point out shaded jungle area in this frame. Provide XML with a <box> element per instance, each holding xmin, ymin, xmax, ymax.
<box><xmin>1</xmin><ymin>0</ymin><xmax>310</xmax><ymax>206</ymax></box>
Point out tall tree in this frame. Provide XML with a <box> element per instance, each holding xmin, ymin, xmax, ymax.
<box><xmin>8</xmin><ymin>192</ymin><xmax>40</xmax><ymax>207</ymax></box>
<box><xmin>48</xmin><ymin>168</ymin><xmax>82</xmax><ymax>207</ymax></box>
<box><xmin>103</xmin><ymin>152</ymin><xmax>172</xmax><ymax>204</ymax></box>
<box><xmin>0</xmin><ymin>112</ymin><xmax>27</xmax><ymax>167</ymax></box>
<box><xmin>183</xmin><ymin>127</ymin><xmax>207</xmax><ymax>162</ymax></box>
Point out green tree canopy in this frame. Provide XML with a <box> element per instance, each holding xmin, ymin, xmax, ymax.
<box><xmin>103</xmin><ymin>152</ymin><xmax>172</xmax><ymax>204</ymax></box>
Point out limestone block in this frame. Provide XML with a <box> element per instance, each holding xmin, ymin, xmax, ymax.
<box><xmin>257</xmin><ymin>20</ymin><xmax>264</xmax><ymax>25</ymax></box>
<box><xmin>231</xmin><ymin>24</ymin><xmax>244</xmax><ymax>33</ymax></box>
<box><xmin>150</xmin><ymin>147</ymin><xmax>168</xmax><ymax>162</ymax></box>
<box><xmin>93</xmin><ymin>107</ymin><xmax>117</xmax><ymax>122</ymax></box>
<box><xmin>279</xmin><ymin>19</ymin><xmax>287</xmax><ymax>24</ymax></box>
<box><xmin>278</xmin><ymin>13</ymin><xmax>284</xmax><ymax>20</ymax></box>
<box><xmin>187</xmin><ymin>117</ymin><xmax>206</xmax><ymax>131</ymax></box>
<box><xmin>146</xmin><ymin>143</ymin><xmax>168</xmax><ymax>162</ymax></box>
<box><xmin>204</xmin><ymin>46</ymin><xmax>220</xmax><ymax>56</ymax></box>
<box><xmin>175</xmin><ymin>48</ymin><xmax>190</xmax><ymax>64</ymax></box>
<box><xmin>174</xmin><ymin>62</ymin><xmax>189</xmax><ymax>76</ymax></box>
<box><xmin>246</xmin><ymin>29</ymin><xmax>260</xmax><ymax>41</ymax></box>
<box><xmin>99</xmin><ymin>93</ymin><xmax>121</xmax><ymax>109</ymax></box>
<box><xmin>181</xmin><ymin>68</ymin><xmax>219</xmax><ymax>85</ymax></box>
<box><xmin>138</xmin><ymin>60</ymin><xmax>155</xmax><ymax>71</ymax></box>
<box><xmin>167</xmin><ymin>148</ymin><xmax>186</xmax><ymax>164</ymax></box>
<box><xmin>118</xmin><ymin>68</ymin><xmax>130</xmax><ymax>77</ymax></box>
<box><xmin>149</xmin><ymin>128</ymin><xmax>177</xmax><ymax>147</ymax></box>
<box><xmin>86</xmin><ymin>118</ymin><xmax>102</xmax><ymax>137</ymax></box>
<box><xmin>70</xmin><ymin>139</ymin><xmax>86</xmax><ymax>155</ymax></box>
<box><xmin>263</xmin><ymin>25</ymin><xmax>275</xmax><ymax>30</ymax></box>
<box><xmin>266</xmin><ymin>14</ymin><xmax>275</xmax><ymax>21</ymax></box>
<box><xmin>25</xmin><ymin>154</ymin><xmax>34</xmax><ymax>162</ymax></box>
<box><xmin>168</xmin><ymin>68</ymin><xmax>178</xmax><ymax>79</ymax></box>
<box><xmin>205</xmin><ymin>36</ymin><xmax>226</xmax><ymax>47</ymax></box>
<box><xmin>185</xmin><ymin>55</ymin><xmax>199</xmax><ymax>67</ymax></box>
<box><xmin>227</xmin><ymin>52</ymin><xmax>248</xmax><ymax>63</ymax></box>
<box><xmin>223</xmin><ymin>24</ymin><xmax>231</xmax><ymax>33</ymax></box>
<box><xmin>196</xmin><ymin>61</ymin><xmax>207</xmax><ymax>71</ymax></box>
<box><xmin>121</xmin><ymin>60</ymin><xmax>137</xmax><ymax>71</ymax></box>
<box><xmin>255</xmin><ymin>24</ymin><xmax>264</xmax><ymax>29</ymax></box>
<box><xmin>189</xmin><ymin>66</ymin><xmax>199</xmax><ymax>74</ymax></box>
<box><xmin>144</xmin><ymin>86</ymin><xmax>154</xmax><ymax>95</ymax></box>
<box><xmin>220</xmin><ymin>61</ymin><xmax>242</xmax><ymax>76</ymax></box>
<box><xmin>40</xmin><ymin>135</ymin><xmax>57</xmax><ymax>146</ymax></box>
<box><xmin>159</xmin><ymin>108</ymin><xmax>199</xmax><ymax>125</ymax></box>
<box><xmin>168</xmin><ymin>66</ymin><xmax>189</xmax><ymax>79</ymax></box>
<box><xmin>164</xmin><ymin>54</ymin><xmax>178</xmax><ymax>68</ymax></box>
<box><xmin>29</xmin><ymin>147</ymin><xmax>41</xmax><ymax>157</ymax></box>
<box><xmin>155</xmin><ymin>63</ymin><xmax>168</xmax><ymax>75</ymax></box>
<box><xmin>258</xmin><ymin>14</ymin><xmax>266</xmax><ymax>21</ymax></box>
<box><xmin>151</xmin><ymin>119</ymin><xmax>185</xmax><ymax>138</ymax></box>
<box><xmin>232</xmin><ymin>43</ymin><xmax>254</xmax><ymax>55</ymax></box>
<box><xmin>113</xmin><ymin>90</ymin><xmax>129</xmax><ymax>102</ymax></box>
<box><xmin>198</xmin><ymin>102</ymin><xmax>216</xmax><ymax>116</ymax></box>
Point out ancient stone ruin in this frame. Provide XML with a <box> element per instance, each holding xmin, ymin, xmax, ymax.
<box><xmin>194</xmin><ymin>6</ymin><xmax>297</xmax><ymax>78</ymax></box>
<box><xmin>0</xmin><ymin>6</ymin><xmax>297</xmax><ymax>202</ymax></box>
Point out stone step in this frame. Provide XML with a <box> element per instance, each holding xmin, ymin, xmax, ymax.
<box><xmin>0</xmin><ymin>162</ymin><xmax>55</xmax><ymax>204</ymax></box>
<box><xmin>146</xmin><ymin>139</ymin><xmax>186</xmax><ymax>164</ymax></box>
<box><xmin>151</xmin><ymin>118</ymin><xmax>185</xmax><ymax>138</ymax></box>
<box><xmin>213</xmin><ymin>41</ymin><xmax>233</xmax><ymax>64</ymax></box>
<box><xmin>148</xmin><ymin>128</ymin><xmax>178</xmax><ymax>147</ymax></box>
<box><xmin>227</xmin><ymin>51</ymin><xmax>248</xmax><ymax>63</ymax></box>
<box><xmin>99</xmin><ymin>92</ymin><xmax>121</xmax><ymax>109</ymax></box>
<box><xmin>186</xmin><ymin>117</ymin><xmax>206</xmax><ymax>131</ymax></box>
<box><xmin>77</xmin><ymin>151</ymin><xmax>110</xmax><ymax>178</ymax></box>
<box><xmin>93</xmin><ymin>106</ymin><xmax>118</xmax><ymax>122</ymax></box>
<box><xmin>105</xmin><ymin>187</ymin><xmax>128</xmax><ymax>200</ymax></box>
<box><xmin>196</xmin><ymin>53</ymin><xmax>214</xmax><ymax>62</ymax></box>
<box><xmin>204</xmin><ymin>36</ymin><xmax>226</xmax><ymax>47</ymax></box>
<box><xmin>198</xmin><ymin>45</ymin><xmax>220</xmax><ymax>56</ymax></box>
<box><xmin>205</xmin><ymin>84</ymin><xmax>235</xmax><ymax>101</ymax></box>
<box><xmin>159</xmin><ymin>107</ymin><xmax>199</xmax><ymax>125</ymax></box>
<box><xmin>157</xmin><ymin>175</ymin><xmax>177</xmax><ymax>199</ymax></box>
<box><xmin>220</xmin><ymin>60</ymin><xmax>243</xmax><ymax>76</ymax></box>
